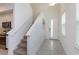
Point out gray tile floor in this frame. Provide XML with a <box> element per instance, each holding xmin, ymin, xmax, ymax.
<box><xmin>36</xmin><ymin>39</ymin><xmax>66</xmax><ymax>55</ymax></box>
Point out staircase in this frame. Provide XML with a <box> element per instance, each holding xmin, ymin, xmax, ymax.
<box><xmin>14</xmin><ymin>36</ymin><xmax>27</xmax><ymax>55</ymax></box>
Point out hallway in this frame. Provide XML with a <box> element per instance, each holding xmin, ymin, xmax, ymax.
<box><xmin>36</xmin><ymin>39</ymin><xmax>66</xmax><ymax>55</ymax></box>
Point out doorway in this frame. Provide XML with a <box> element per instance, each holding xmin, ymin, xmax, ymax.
<box><xmin>50</xmin><ymin>19</ymin><xmax>53</xmax><ymax>39</ymax></box>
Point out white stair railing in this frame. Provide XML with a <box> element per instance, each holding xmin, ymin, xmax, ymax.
<box><xmin>26</xmin><ymin>13</ymin><xmax>45</xmax><ymax>55</ymax></box>
<box><xmin>6</xmin><ymin>17</ymin><xmax>32</xmax><ymax>55</ymax></box>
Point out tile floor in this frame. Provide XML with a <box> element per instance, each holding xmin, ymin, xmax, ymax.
<box><xmin>36</xmin><ymin>39</ymin><xmax>66</xmax><ymax>55</ymax></box>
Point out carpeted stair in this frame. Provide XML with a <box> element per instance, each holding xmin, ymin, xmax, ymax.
<box><xmin>14</xmin><ymin>36</ymin><xmax>27</xmax><ymax>55</ymax></box>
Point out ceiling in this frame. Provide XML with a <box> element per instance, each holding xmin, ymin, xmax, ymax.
<box><xmin>0</xmin><ymin>3</ymin><xmax>14</xmax><ymax>12</ymax></box>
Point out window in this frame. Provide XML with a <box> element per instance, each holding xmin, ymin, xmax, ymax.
<box><xmin>62</xmin><ymin>12</ymin><xmax>66</xmax><ymax>36</ymax></box>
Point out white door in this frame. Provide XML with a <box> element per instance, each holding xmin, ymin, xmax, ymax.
<box><xmin>48</xmin><ymin>19</ymin><xmax>54</xmax><ymax>39</ymax></box>
<box><xmin>50</xmin><ymin>19</ymin><xmax>53</xmax><ymax>39</ymax></box>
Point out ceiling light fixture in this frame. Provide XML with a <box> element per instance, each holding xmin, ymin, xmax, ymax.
<box><xmin>49</xmin><ymin>3</ymin><xmax>56</xmax><ymax>6</ymax></box>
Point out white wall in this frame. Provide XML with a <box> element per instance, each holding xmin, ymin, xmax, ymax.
<box><xmin>76</xmin><ymin>4</ymin><xmax>79</xmax><ymax>47</ymax></box>
<box><xmin>13</xmin><ymin>3</ymin><xmax>33</xmax><ymax>29</ymax></box>
<box><xmin>59</xmin><ymin>3</ymin><xmax>79</xmax><ymax>55</ymax></box>
<box><xmin>76</xmin><ymin>4</ymin><xmax>79</xmax><ymax>51</ymax></box>
<box><xmin>76</xmin><ymin>4</ymin><xmax>79</xmax><ymax>21</ymax></box>
<box><xmin>27</xmin><ymin>13</ymin><xmax>45</xmax><ymax>55</ymax></box>
<box><xmin>7</xmin><ymin>3</ymin><xmax>33</xmax><ymax>54</ymax></box>
<box><xmin>31</xmin><ymin>4</ymin><xmax>59</xmax><ymax>39</ymax></box>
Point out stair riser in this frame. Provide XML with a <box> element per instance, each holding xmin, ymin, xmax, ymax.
<box><xmin>14</xmin><ymin>36</ymin><xmax>27</xmax><ymax>55</ymax></box>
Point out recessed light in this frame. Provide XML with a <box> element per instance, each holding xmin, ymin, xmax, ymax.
<box><xmin>49</xmin><ymin>3</ymin><xmax>56</xmax><ymax>6</ymax></box>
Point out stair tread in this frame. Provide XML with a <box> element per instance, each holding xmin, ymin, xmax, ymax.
<box><xmin>14</xmin><ymin>48</ymin><xmax>26</xmax><ymax>55</ymax></box>
<box><xmin>14</xmin><ymin>36</ymin><xmax>27</xmax><ymax>55</ymax></box>
<box><xmin>18</xmin><ymin>42</ymin><xmax>27</xmax><ymax>48</ymax></box>
<box><xmin>23</xmin><ymin>36</ymin><xmax>27</xmax><ymax>39</ymax></box>
<box><xmin>21</xmin><ymin>39</ymin><xmax>27</xmax><ymax>42</ymax></box>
